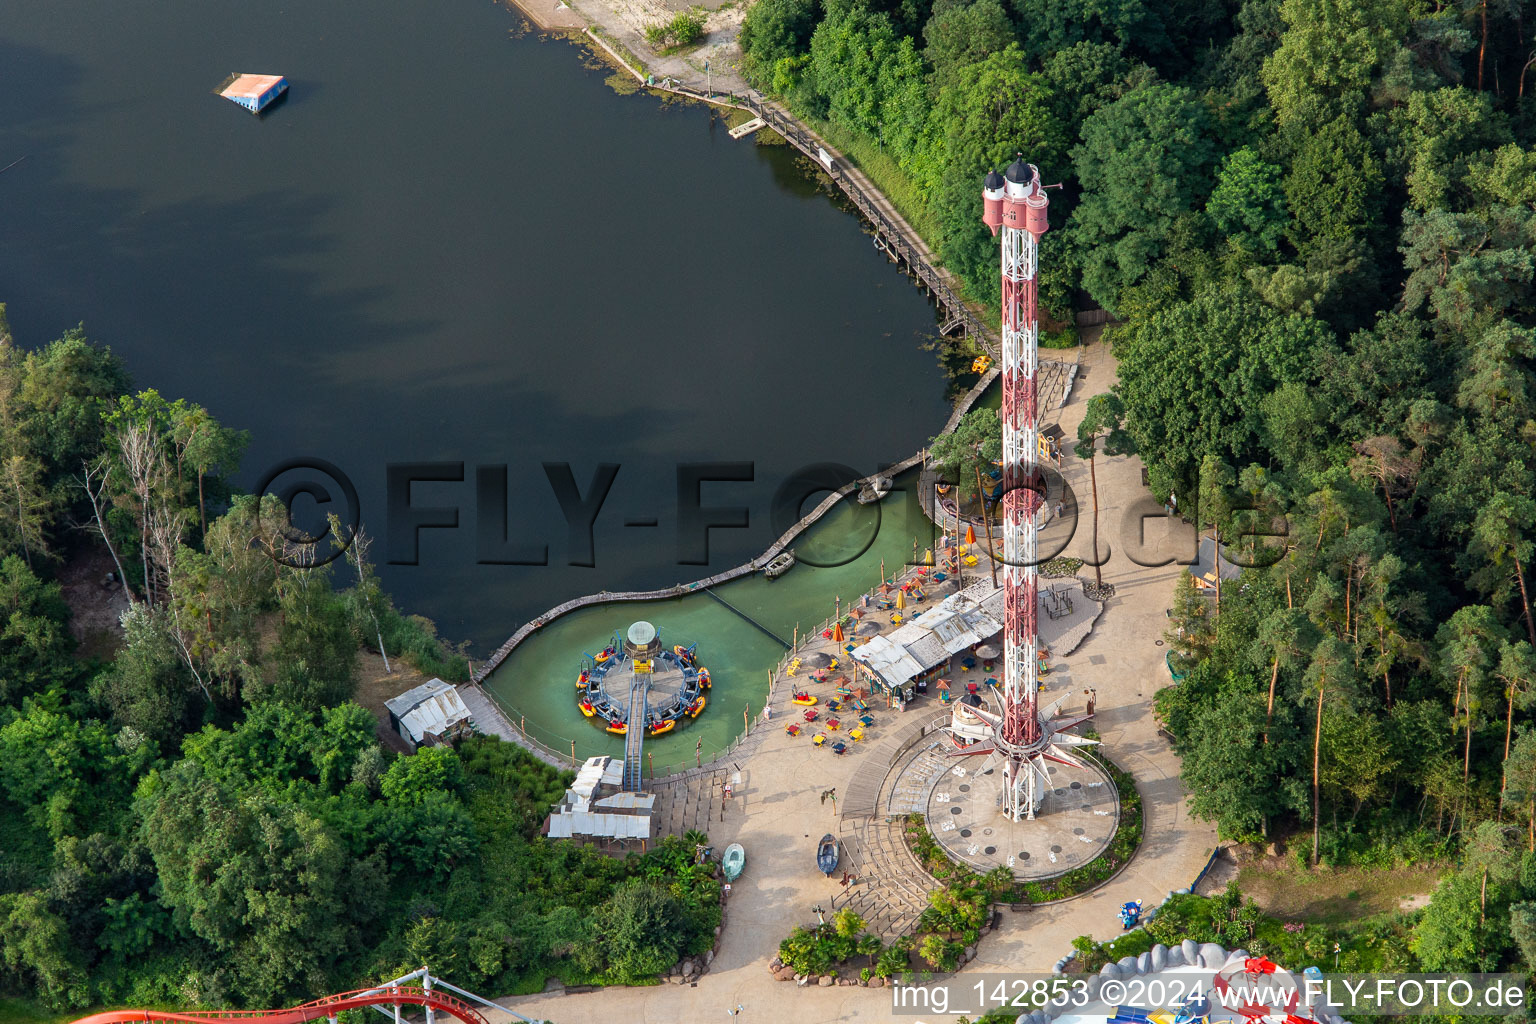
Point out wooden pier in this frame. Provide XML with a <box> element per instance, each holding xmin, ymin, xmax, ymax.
<box><xmin>736</xmin><ymin>94</ymin><xmax>996</xmax><ymax>357</ymax></box>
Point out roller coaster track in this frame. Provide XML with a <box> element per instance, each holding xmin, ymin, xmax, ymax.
<box><xmin>70</xmin><ymin>985</ymin><xmax>493</xmax><ymax>1024</ymax></box>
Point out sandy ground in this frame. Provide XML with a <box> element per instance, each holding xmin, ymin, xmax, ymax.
<box><xmin>494</xmin><ymin>340</ymin><xmax>1220</xmax><ymax>1024</ymax></box>
<box><xmin>501</xmin><ymin>0</ymin><xmax>749</xmax><ymax>93</ymax></box>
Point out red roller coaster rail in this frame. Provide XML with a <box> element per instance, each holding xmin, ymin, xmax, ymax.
<box><xmin>69</xmin><ymin>985</ymin><xmax>489</xmax><ymax>1024</ymax></box>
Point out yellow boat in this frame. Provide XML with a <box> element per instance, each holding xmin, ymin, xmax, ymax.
<box><xmin>594</xmin><ymin>648</ymin><xmax>613</xmax><ymax>663</ymax></box>
<box><xmin>649</xmin><ymin>719</ymin><xmax>676</xmax><ymax>736</ymax></box>
<box><xmin>698</xmin><ymin>667</ymin><xmax>711</xmax><ymax>689</ymax></box>
<box><xmin>791</xmin><ymin>693</ymin><xmax>817</xmax><ymax>706</ymax></box>
<box><xmin>579</xmin><ymin>700</ymin><xmax>596</xmax><ymax>718</ymax></box>
<box><xmin>686</xmin><ymin>696</ymin><xmax>707</xmax><ymax>718</ymax></box>
<box><xmin>606</xmin><ymin>720</ymin><xmax>627</xmax><ymax>735</ymax></box>
<box><xmin>576</xmin><ymin>672</ymin><xmax>590</xmax><ymax>689</ymax></box>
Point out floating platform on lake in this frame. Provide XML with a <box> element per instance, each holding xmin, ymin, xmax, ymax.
<box><xmin>218</xmin><ymin>74</ymin><xmax>288</xmax><ymax>114</ymax></box>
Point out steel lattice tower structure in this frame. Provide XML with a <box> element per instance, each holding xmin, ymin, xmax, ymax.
<box><xmin>983</xmin><ymin>158</ymin><xmax>1053</xmax><ymax>820</ymax></box>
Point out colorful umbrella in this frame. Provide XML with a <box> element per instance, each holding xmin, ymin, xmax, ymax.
<box><xmin>896</xmin><ymin>590</ymin><xmax>906</xmax><ymax>610</ymax></box>
<box><xmin>832</xmin><ymin>620</ymin><xmax>845</xmax><ymax>643</ymax></box>
<box><xmin>965</xmin><ymin>523</ymin><xmax>976</xmax><ymax>545</ymax></box>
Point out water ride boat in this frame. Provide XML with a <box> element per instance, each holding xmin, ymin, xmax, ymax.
<box><xmin>857</xmin><ymin>476</ymin><xmax>893</xmax><ymax>505</ymax></box>
<box><xmin>764</xmin><ymin>550</ymin><xmax>795</xmax><ymax>577</ymax></box>
<box><xmin>579</xmin><ymin>700</ymin><xmax>596</xmax><ymax>718</ymax></box>
<box><xmin>649</xmin><ymin>718</ymin><xmax>676</xmax><ymax>736</ymax></box>
<box><xmin>686</xmin><ymin>696</ymin><xmax>707</xmax><ymax>718</ymax></box>
<box><xmin>816</xmin><ymin>834</ymin><xmax>839</xmax><ymax>877</ymax></box>
<box><xmin>791</xmin><ymin>691</ymin><xmax>817</xmax><ymax>706</ymax></box>
<box><xmin>698</xmin><ymin>667</ymin><xmax>711</xmax><ymax>689</ymax></box>
<box><xmin>722</xmin><ymin>843</ymin><xmax>745</xmax><ymax>881</ymax></box>
<box><xmin>606</xmin><ymin>719</ymin><xmax>627</xmax><ymax>735</ymax></box>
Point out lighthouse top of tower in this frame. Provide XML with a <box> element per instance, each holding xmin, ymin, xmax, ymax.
<box><xmin>1003</xmin><ymin>159</ymin><xmax>1040</xmax><ymax>201</ymax></box>
<box><xmin>984</xmin><ymin>169</ymin><xmax>1005</xmax><ymax>191</ymax></box>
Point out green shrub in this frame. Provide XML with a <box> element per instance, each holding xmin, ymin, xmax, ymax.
<box><xmin>669</xmin><ymin>11</ymin><xmax>705</xmax><ymax>44</ymax></box>
<box><xmin>644</xmin><ymin>11</ymin><xmax>706</xmax><ymax>50</ymax></box>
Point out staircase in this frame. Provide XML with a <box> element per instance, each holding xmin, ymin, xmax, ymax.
<box><xmin>830</xmin><ymin>818</ymin><xmax>933</xmax><ymax>938</ymax></box>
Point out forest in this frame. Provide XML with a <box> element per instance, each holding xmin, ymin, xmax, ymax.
<box><xmin>0</xmin><ymin>308</ymin><xmax>719</xmax><ymax>1010</ymax></box>
<box><xmin>740</xmin><ymin>0</ymin><xmax>1536</xmax><ymax>976</ymax></box>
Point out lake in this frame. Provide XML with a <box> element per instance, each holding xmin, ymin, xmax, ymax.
<box><xmin>0</xmin><ymin>0</ymin><xmax>952</xmax><ymax>652</ymax></box>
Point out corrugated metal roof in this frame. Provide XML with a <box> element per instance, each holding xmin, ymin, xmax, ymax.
<box><xmin>594</xmin><ymin>792</ymin><xmax>656</xmax><ymax>811</ymax></box>
<box><xmin>386</xmin><ymin>679</ymin><xmax>471</xmax><ymax>744</ymax></box>
<box><xmin>385</xmin><ymin>679</ymin><xmax>453</xmax><ymax>716</ymax></box>
<box><xmin>850</xmin><ymin>578</ymin><xmax>1007</xmax><ymax>687</ymax></box>
<box><xmin>548</xmin><ymin>810</ymin><xmax>652</xmax><ymax>840</ymax></box>
<box><xmin>850</xmin><ymin>634</ymin><xmax>926</xmax><ymax>689</ymax></box>
<box><xmin>905</xmin><ymin>634</ymin><xmax>951</xmax><ymax>669</ymax></box>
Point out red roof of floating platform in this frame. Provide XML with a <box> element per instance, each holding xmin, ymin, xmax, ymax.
<box><xmin>219</xmin><ymin>74</ymin><xmax>288</xmax><ymax>113</ymax></box>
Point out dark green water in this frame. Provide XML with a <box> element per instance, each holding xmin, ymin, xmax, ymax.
<box><xmin>483</xmin><ymin>476</ymin><xmax>937</xmax><ymax>765</ymax></box>
<box><xmin>0</xmin><ymin>0</ymin><xmax>953</xmax><ymax>651</ymax></box>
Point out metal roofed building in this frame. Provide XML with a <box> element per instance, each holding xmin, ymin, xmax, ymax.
<box><xmin>385</xmin><ymin>679</ymin><xmax>473</xmax><ymax>752</ymax></box>
<box><xmin>851</xmin><ymin>578</ymin><xmax>1006</xmax><ymax>694</ymax></box>
<box><xmin>545</xmin><ymin>755</ymin><xmax>655</xmax><ymax>853</ymax></box>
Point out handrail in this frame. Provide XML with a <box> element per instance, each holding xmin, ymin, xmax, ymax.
<box><xmin>70</xmin><ymin>986</ymin><xmax>488</xmax><ymax>1024</ymax></box>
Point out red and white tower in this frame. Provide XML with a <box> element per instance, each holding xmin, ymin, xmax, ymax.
<box><xmin>978</xmin><ymin>157</ymin><xmax>1094</xmax><ymax>820</ymax></box>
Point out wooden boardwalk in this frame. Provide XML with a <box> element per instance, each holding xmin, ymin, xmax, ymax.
<box><xmin>580</xmin><ymin>27</ymin><xmax>995</xmax><ymax>356</ymax></box>
<box><xmin>472</xmin><ymin>366</ymin><xmax>1006</xmax><ymax>685</ymax></box>
<box><xmin>737</xmin><ymin>94</ymin><xmax>996</xmax><ymax>356</ymax></box>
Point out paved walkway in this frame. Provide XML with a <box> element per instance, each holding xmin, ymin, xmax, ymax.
<box><xmin>494</xmin><ymin>342</ymin><xmax>1218</xmax><ymax>1024</ymax></box>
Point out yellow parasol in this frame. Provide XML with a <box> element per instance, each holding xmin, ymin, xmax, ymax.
<box><xmin>896</xmin><ymin>590</ymin><xmax>906</xmax><ymax>610</ymax></box>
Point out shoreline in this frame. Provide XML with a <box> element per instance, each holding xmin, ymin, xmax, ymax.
<box><xmin>499</xmin><ymin>0</ymin><xmax>583</xmax><ymax>34</ymax></box>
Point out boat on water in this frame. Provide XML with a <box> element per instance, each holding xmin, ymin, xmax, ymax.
<box><xmin>722</xmin><ymin>843</ymin><xmax>745</xmax><ymax>881</ymax></box>
<box><xmin>605</xmin><ymin>719</ymin><xmax>627</xmax><ymax>735</ymax></box>
<box><xmin>649</xmin><ymin>718</ymin><xmax>676</xmax><ymax>736</ymax></box>
<box><xmin>686</xmin><ymin>695</ymin><xmax>707</xmax><ymax>718</ymax></box>
<box><xmin>764</xmin><ymin>550</ymin><xmax>796</xmax><ymax>578</ymax></box>
<box><xmin>578</xmin><ymin>700</ymin><xmax>596</xmax><ymax>718</ymax></box>
<box><xmin>816</xmin><ymin>834</ymin><xmax>839</xmax><ymax>876</ymax></box>
<box><xmin>857</xmin><ymin>476</ymin><xmax>894</xmax><ymax>505</ymax></box>
<box><xmin>698</xmin><ymin>667</ymin><xmax>711</xmax><ymax>689</ymax></box>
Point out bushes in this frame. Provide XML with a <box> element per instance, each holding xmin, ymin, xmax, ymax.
<box><xmin>377</xmin><ymin>610</ymin><xmax>469</xmax><ymax>682</ymax></box>
<box><xmin>777</xmin><ymin>910</ymin><xmax>885</xmax><ymax>977</ymax></box>
<box><xmin>1124</xmin><ymin>885</ymin><xmax>1420</xmax><ymax>974</ymax></box>
<box><xmin>644</xmin><ymin>12</ymin><xmax>706</xmax><ymax>50</ymax></box>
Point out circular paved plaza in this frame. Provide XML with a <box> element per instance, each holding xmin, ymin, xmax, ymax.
<box><xmin>924</xmin><ymin>750</ymin><xmax>1118</xmax><ymax>880</ymax></box>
